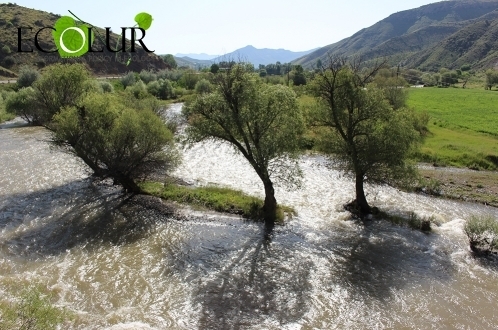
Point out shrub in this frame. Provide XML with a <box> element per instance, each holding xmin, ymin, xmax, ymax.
<box><xmin>464</xmin><ymin>215</ymin><xmax>498</xmax><ymax>254</ymax></box>
<box><xmin>157</xmin><ymin>69</ymin><xmax>182</xmax><ymax>82</ymax></box>
<box><xmin>128</xmin><ymin>80</ymin><xmax>148</xmax><ymax>99</ymax></box>
<box><xmin>194</xmin><ymin>79</ymin><xmax>213</xmax><ymax>94</ymax></box>
<box><xmin>1</xmin><ymin>44</ymin><xmax>11</xmax><ymax>54</ymax></box>
<box><xmin>139</xmin><ymin>70</ymin><xmax>157</xmax><ymax>84</ymax></box>
<box><xmin>99</xmin><ymin>80</ymin><xmax>114</xmax><ymax>93</ymax></box>
<box><xmin>33</xmin><ymin>63</ymin><xmax>92</xmax><ymax>125</ymax></box>
<box><xmin>17</xmin><ymin>65</ymin><xmax>40</xmax><ymax>88</ymax></box>
<box><xmin>5</xmin><ymin>87</ymin><xmax>39</xmax><ymax>123</ymax></box>
<box><xmin>120</xmin><ymin>71</ymin><xmax>136</xmax><ymax>88</ymax></box>
<box><xmin>2</xmin><ymin>55</ymin><xmax>15</xmax><ymax>67</ymax></box>
<box><xmin>147</xmin><ymin>79</ymin><xmax>174</xmax><ymax>100</ymax></box>
<box><xmin>52</xmin><ymin>92</ymin><xmax>180</xmax><ymax>192</ymax></box>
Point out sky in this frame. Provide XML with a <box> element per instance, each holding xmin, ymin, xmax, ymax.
<box><xmin>11</xmin><ymin>0</ymin><xmax>440</xmax><ymax>55</ymax></box>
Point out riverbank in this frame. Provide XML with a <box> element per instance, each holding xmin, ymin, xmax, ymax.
<box><xmin>415</xmin><ymin>164</ymin><xmax>498</xmax><ymax>207</ymax></box>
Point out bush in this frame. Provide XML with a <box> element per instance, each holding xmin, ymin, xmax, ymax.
<box><xmin>2</xmin><ymin>55</ymin><xmax>15</xmax><ymax>67</ymax></box>
<box><xmin>1</xmin><ymin>44</ymin><xmax>11</xmax><ymax>54</ymax></box>
<box><xmin>17</xmin><ymin>65</ymin><xmax>40</xmax><ymax>88</ymax></box>
<box><xmin>120</xmin><ymin>71</ymin><xmax>136</xmax><ymax>88</ymax></box>
<box><xmin>147</xmin><ymin>79</ymin><xmax>174</xmax><ymax>100</ymax></box>
<box><xmin>139</xmin><ymin>70</ymin><xmax>157</xmax><ymax>84</ymax></box>
<box><xmin>5</xmin><ymin>87</ymin><xmax>39</xmax><ymax>123</ymax></box>
<box><xmin>157</xmin><ymin>69</ymin><xmax>182</xmax><ymax>82</ymax></box>
<box><xmin>99</xmin><ymin>80</ymin><xmax>114</xmax><ymax>93</ymax></box>
<box><xmin>464</xmin><ymin>215</ymin><xmax>498</xmax><ymax>254</ymax></box>
<box><xmin>33</xmin><ymin>63</ymin><xmax>93</xmax><ymax>125</ymax></box>
<box><xmin>194</xmin><ymin>79</ymin><xmax>213</xmax><ymax>94</ymax></box>
<box><xmin>127</xmin><ymin>80</ymin><xmax>149</xmax><ymax>99</ymax></box>
<box><xmin>52</xmin><ymin>92</ymin><xmax>180</xmax><ymax>192</ymax></box>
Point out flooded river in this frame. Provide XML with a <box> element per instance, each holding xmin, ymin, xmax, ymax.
<box><xmin>1</xmin><ymin>104</ymin><xmax>497</xmax><ymax>329</ymax></box>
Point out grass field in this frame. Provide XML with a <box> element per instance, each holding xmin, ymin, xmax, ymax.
<box><xmin>407</xmin><ymin>87</ymin><xmax>498</xmax><ymax>170</ymax></box>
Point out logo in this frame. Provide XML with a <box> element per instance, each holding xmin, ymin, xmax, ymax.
<box><xmin>17</xmin><ymin>10</ymin><xmax>154</xmax><ymax>65</ymax></box>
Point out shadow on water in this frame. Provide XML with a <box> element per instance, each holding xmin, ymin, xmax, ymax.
<box><xmin>0</xmin><ymin>179</ymin><xmax>174</xmax><ymax>258</ymax></box>
<box><xmin>177</xmin><ymin>219</ymin><xmax>457</xmax><ymax>328</ymax></box>
<box><xmin>190</xmin><ymin>227</ymin><xmax>314</xmax><ymax>329</ymax></box>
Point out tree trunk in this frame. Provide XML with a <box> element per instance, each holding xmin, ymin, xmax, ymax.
<box><xmin>115</xmin><ymin>174</ymin><xmax>142</xmax><ymax>194</ymax></box>
<box><xmin>355</xmin><ymin>173</ymin><xmax>371</xmax><ymax>214</ymax></box>
<box><xmin>263</xmin><ymin>180</ymin><xmax>277</xmax><ymax>230</ymax></box>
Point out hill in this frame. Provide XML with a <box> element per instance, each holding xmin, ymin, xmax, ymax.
<box><xmin>213</xmin><ymin>45</ymin><xmax>318</xmax><ymax>66</ymax></box>
<box><xmin>173</xmin><ymin>56</ymin><xmax>213</xmax><ymax>69</ymax></box>
<box><xmin>0</xmin><ymin>3</ymin><xmax>167</xmax><ymax>76</ymax></box>
<box><xmin>175</xmin><ymin>53</ymin><xmax>219</xmax><ymax>60</ymax></box>
<box><xmin>294</xmin><ymin>0</ymin><xmax>498</xmax><ymax>70</ymax></box>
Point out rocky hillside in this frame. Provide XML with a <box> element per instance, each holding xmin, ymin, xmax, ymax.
<box><xmin>294</xmin><ymin>0</ymin><xmax>498</xmax><ymax>70</ymax></box>
<box><xmin>0</xmin><ymin>3</ymin><xmax>167</xmax><ymax>76</ymax></box>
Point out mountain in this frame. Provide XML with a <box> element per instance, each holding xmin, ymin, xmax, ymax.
<box><xmin>213</xmin><ymin>45</ymin><xmax>319</xmax><ymax>66</ymax></box>
<box><xmin>175</xmin><ymin>53</ymin><xmax>219</xmax><ymax>60</ymax></box>
<box><xmin>294</xmin><ymin>0</ymin><xmax>498</xmax><ymax>70</ymax></box>
<box><xmin>0</xmin><ymin>3</ymin><xmax>167</xmax><ymax>76</ymax></box>
<box><xmin>173</xmin><ymin>56</ymin><xmax>213</xmax><ymax>68</ymax></box>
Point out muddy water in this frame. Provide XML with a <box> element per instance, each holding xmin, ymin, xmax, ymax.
<box><xmin>1</xmin><ymin>107</ymin><xmax>498</xmax><ymax>329</ymax></box>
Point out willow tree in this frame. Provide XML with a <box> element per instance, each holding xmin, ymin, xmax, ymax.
<box><xmin>52</xmin><ymin>92</ymin><xmax>179</xmax><ymax>193</ymax></box>
<box><xmin>184</xmin><ymin>64</ymin><xmax>304</xmax><ymax>228</ymax></box>
<box><xmin>312</xmin><ymin>57</ymin><xmax>419</xmax><ymax>214</ymax></box>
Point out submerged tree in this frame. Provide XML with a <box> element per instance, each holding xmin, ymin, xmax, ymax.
<box><xmin>311</xmin><ymin>57</ymin><xmax>420</xmax><ymax>214</ymax></box>
<box><xmin>184</xmin><ymin>64</ymin><xmax>304</xmax><ymax>228</ymax></box>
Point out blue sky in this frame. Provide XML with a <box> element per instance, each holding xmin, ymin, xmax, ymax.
<box><xmin>12</xmin><ymin>0</ymin><xmax>439</xmax><ymax>55</ymax></box>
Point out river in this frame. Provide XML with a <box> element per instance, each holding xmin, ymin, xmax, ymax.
<box><xmin>1</xmin><ymin>104</ymin><xmax>497</xmax><ymax>329</ymax></box>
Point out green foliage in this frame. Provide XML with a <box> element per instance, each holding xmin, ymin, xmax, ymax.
<box><xmin>184</xmin><ymin>64</ymin><xmax>305</xmax><ymax>225</ymax></box>
<box><xmin>17</xmin><ymin>65</ymin><xmax>40</xmax><ymax>88</ymax></box>
<box><xmin>178</xmin><ymin>69</ymin><xmax>200</xmax><ymax>90</ymax></box>
<box><xmin>464</xmin><ymin>215</ymin><xmax>498</xmax><ymax>253</ymax></box>
<box><xmin>139</xmin><ymin>70</ymin><xmax>157</xmax><ymax>84</ymax></box>
<box><xmin>210</xmin><ymin>63</ymin><xmax>219</xmax><ymax>74</ymax></box>
<box><xmin>99</xmin><ymin>80</ymin><xmax>114</xmax><ymax>93</ymax></box>
<box><xmin>162</xmin><ymin>54</ymin><xmax>178</xmax><ymax>69</ymax></box>
<box><xmin>1</xmin><ymin>45</ymin><xmax>11</xmax><ymax>54</ymax></box>
<box><xmin>33</xmin><ymin>63</ymin><xmax>93</xmax><ymax>125</ymax></box>
<box><xmin>2</xmin><ymin>55</ymin><xmax>15</xmax><ymax>67</ymax></box>
<box><xmin>312</xmin><ymin>59</ymin><xmax>420</xmax><ymax>213</ymax></box>
<box><xmin>5</xmin><ymin>87</ymin><xmax>38</xmax><ymax>123</ymax></box>
<box><xmin>147</xmin><ymin>79</ymin><xmax>174</xmax><ymax>100</ymax></box>
<box><xmin>0</xmin><ymin>94</ymin><xmax>15</xmax><ymax>123</ymax></box>
<box><xmin>141</xmin><ymin>182</ymin><xmax>294</xmax><ymax>223</ymax></box>
<box><xmin>485</xmin><ymin>69</ymin><xmax>498</xmax><ymax>90</ymax></box>
<box><xmin>52</xmin><ymin>92</ymin><xmax>179</xmax><ymax>192</ymax></box>
<box><xmin>120</xmin><ymin>71</ymin><xmax>136</xmax><ymax>88</ymax></box>
<box><xmin>157</xmin><ymin>69</ymin><xmax>182</xmax><ymax>82</ymax></box>
<box><xmin>128</xmin><ymin>80</ymin><xmax>148</xmax><ymax>99</ymax></box>
<box><xmin>292</xmin><ymin>65</ymin><xmax>306</xmax><ymax>86</ymax></box>
<box><xmin>373</xmin><ymin>75</ymin><xmax>408</xmax><ymax>110</ymax></box>
<box><xmin>0</xmin><ymin>286</ymin><xmax>70</xmax><ymax>330</ymax></box>
<box><xmin>194</xmin><ymin>79</ymin><xmax>212</xmax><ymax>95</ymax></box>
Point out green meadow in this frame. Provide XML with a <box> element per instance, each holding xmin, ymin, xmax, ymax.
<box><xmin>407</xmin><ymin>87</ymin><xmax>498</xmax><ymax>170</ymax></box>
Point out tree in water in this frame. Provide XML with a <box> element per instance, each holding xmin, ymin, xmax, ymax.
<box><xmin>52</xmin><ymin>92</ymin><xmax>179</xmax><ymax>193</ymax></box>
<box><xmin>184</xmin><ymin>63</ymin><xmax>304</xmax><ymax>229</ymax></box>
<box><xmin>311</xmin><ymin>57</ymin><xmax>420</xmax><ymax>215</ymax></box>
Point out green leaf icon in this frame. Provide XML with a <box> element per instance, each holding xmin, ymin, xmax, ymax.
<box><xmin>126</xmin><ymin>58</ymin><xmax>131</xmax><ymax>66</ymax></box>
<box><xmin>53</xmin><ymin>16</ymin><xmax>94</xmax><ymax>58</ymax></box>
<box><xmin>134</xmin><ymin>12</ymin><xmax>153</xmax><ymax>30</ymax></box>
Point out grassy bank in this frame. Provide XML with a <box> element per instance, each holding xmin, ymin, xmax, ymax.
<box><xmin>407</xmin><ymin>88</ymin><xmax>498</xmax><ymax>170</ymax></box>
<box><xmin>140</xmin><ymin>182</ymin><xmax>295</xmax><ymax>223</ymax></box>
